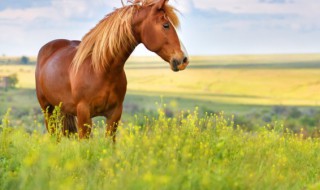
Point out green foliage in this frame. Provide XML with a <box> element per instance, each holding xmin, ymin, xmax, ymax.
<box><xmin>0</xmin><ymin>109</ymin><xmax>11</xmax><ymax>132</ymax></box>
<box><xmin>7</xmin><ymin>74</ymin><xmax>18</xmax><ymax>89</ymax></box>
<box><xmin>1</xmin><ymin>55</ymin><xmax>320</xmax><ymax>189</ymax></box>
<box><xmin>0</xmin><ymin>57</ymin><xmax>36</xmax><ymax>65</ymax></box>
<box><xmin>0</xmin><ymin>74</ymin><xmax>18</xmax><ymax>91</ymax></box>
<box><xmin>44</xmin><ymin>103</ymin><xmax>65</xmax><ymax>142</ymax></box>
<box><xmin>20</xmin><ymin>56</ymin><xmax>30</xmax><ymax>65</ymax></box>
<box><xmin>1</xmin><ymin>109</ymin><xmax>320</xmax><ymax>190</ymax></box>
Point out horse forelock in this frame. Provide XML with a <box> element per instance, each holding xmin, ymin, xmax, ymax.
<box><xmin>131</xmin><ymin>0</ymin><xmax>180</xmax><ymax>27</ymax></box>
<box><xmin>72</xmin><ymin>0</ymin><xmax>179</xmax><ymax>73</ymax></box>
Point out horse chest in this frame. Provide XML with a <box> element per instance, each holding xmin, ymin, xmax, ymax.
<box><xmin>90</xmin><ymin>83</ymin><xmax>126</xmax><ymax>117</ymax></box>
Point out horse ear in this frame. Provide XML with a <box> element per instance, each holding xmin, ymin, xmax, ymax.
<box><xmin>154</xmin><ymin>0</ymin><xmax>168</xmax><ymax>10</ymax></box>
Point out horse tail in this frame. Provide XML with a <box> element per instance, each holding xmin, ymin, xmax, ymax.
<box><xmin>63</xmin><ymin>114</ymin><xmax>78</xmax><ymax>136</ymax></box>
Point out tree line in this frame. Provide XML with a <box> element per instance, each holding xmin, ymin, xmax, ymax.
<box><xmin>0</xmin><ymin>56</ymin><xmax>34</xmax><ymax>65</ymax></box>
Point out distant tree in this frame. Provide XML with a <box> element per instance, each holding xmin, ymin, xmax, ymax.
<box><xmin>21</xmin><ymin>56</ymin><xmax>30</xmax><ymax>64</ymax></box>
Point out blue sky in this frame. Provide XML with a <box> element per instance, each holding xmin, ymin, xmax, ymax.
<box><xmin>0</xmin><ymin>0</ymin><xmax>319</xmax><ymax>56</ymax></box>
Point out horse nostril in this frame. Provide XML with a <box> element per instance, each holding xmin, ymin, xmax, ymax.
<box><xmin>173</xmin><ymin>59</ymin><xmax>180</xmax><ymax>67</ymax></box>
<box><xmin>172</xmin><ymin>59</ymin><xmax>180</xmax><ymax>71</ymax></box>
<box><xmin>183</xmin><ymin>57</ymin><xmax>188</xmax><ymax>63</ymax></box>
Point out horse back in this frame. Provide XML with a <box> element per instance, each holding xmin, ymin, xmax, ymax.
<box><xmin>37</xmin><ymin>39</ymin><xmax>80</xmax><ymax>67</ymax></box>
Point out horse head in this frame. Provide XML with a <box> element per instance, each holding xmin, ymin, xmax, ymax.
<box><xmin>132</xmin><ymin>0</ymin><xmax>189</xmax><ymax>72</ymax></box>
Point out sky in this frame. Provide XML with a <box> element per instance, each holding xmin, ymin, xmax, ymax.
<box><xmin>0</xmin><ymin>0</ymin><xmax>319</xmax><ymax>56</ymax></box>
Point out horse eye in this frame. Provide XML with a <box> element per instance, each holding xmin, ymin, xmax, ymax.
<box><xmin>163</xmin><ymin>23</ymin><xmax>170</xmax><ymax>29</ymax></box>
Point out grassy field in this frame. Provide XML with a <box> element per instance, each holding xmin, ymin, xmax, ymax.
<box><xmin>1</xmin><ymin>54</ymin><xmax>320</xmax><ymax>129</ymax></box>
<box><xmin>1</xmin><ymin>53</ymin><xmax>320</xmax><ymax>108</ymax></box>
<box><xmin>125</xmin><ymin>54</ymin><xmax>320</xmax><ymax>107</ymax></box>
<box><xmin>0</xmin><ymin>54</ymin><xmax>320</xmax><ymax>106</ymax></box>
<box><xmin>1</xmin><ymin>54</ymin><xmax>320</xmax><ymax>189</ymax></box>
<box><xmin>1</xmin><ymin>109</ymin><xmax>320</xmax><ymax>190</ymax></box>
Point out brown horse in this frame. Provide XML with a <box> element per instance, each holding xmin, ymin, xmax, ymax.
<box><xmin>35</xmin><ymin>0</ymin><xmax>189</xmax><ymax>140</ymax></box>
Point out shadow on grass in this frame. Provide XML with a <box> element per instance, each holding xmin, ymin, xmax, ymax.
<box><xmin>1</xmin><ymin>88</ymin><xmax>320</xmax><ymax>117</ymax></box>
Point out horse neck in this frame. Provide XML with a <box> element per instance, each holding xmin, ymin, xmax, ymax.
<box><xmin>109</xmin><ymin>25</ymin><xmax>143</xmax><ymax>71</ymax></box>
<box><xmin>106</xmin><ymin>7</ymin><xmax>147</xmax><ymax>72</ymax></box>
<box><xmin>109</xmin><ymin>41</ymin><xmax>139</xmax><ymax>72</ymax></box>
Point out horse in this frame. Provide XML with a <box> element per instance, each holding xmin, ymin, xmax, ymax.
<box><xmin>35</xmin><ymin>0</ymin><xmax>189</xmax><ymax>141</ymax></box>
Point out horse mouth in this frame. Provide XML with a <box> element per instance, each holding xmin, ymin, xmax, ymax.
<box><xmin>172</xmin><ymin>67</ymin><xmax>180</xmax><ymax>72</ymax></box>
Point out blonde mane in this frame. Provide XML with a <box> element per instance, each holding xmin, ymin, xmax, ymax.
<box><xmin>72</xmin><ymin>0</ymin><xmax>180</xmax><ymax>73</ymax></box>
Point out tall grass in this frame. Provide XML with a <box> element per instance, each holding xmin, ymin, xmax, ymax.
<box><xmin>1</xmin><ymin>108</ymin><xmax>320</xmax><ymax>190</ymax></box>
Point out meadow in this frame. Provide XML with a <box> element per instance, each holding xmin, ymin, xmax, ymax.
<box><xmin>1</xmin><ymin>54</ymin><xmax>320</xmax><ymax>189</ymax></box>
<box><xmin>1</xmin><ymin>54</ymin><xmax>320</xmax><ymax>131</ymax></box>
<box><xmin>2</xmin><ymin>108</ymin><xmax>320</xmax><ymax>189</ymax></box>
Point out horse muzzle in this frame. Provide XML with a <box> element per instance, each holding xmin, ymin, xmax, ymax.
<box><xmin>171</xmin><ymin>56</ymin><xmax>189</xmax><ymax>72</ymax></box>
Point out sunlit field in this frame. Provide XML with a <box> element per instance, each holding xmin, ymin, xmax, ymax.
<box><xmin>2</xmin><ymin>54</ymin><xmax>320</xmax><ymax>106</ymax></box>
<box><xmin>1</xmin><ymin>54</ymin><xmax>320</xmax><ymax>189</ymax></box>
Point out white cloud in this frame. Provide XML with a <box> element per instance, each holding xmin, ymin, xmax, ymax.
<box><xmin>191</xmin><ymin>0</ymin><xmax>320</xmax><ymax>16</ymax></box>
<box><xmin>51</xmin><ymin>0</ymin><xmax>88</xmax><ymax>18</ymax></box>
<box><xmin>0</xmin><ymin>0</ymin><xmax>116</xmax><ymax>55</ymax></box>
<box><xmin>105</xmin><ymin>1</ymin><xmax>122</xmax><ymax>8</ymax></box>
<box><xmin>170</xmin><ymin>0</ymin><xmax>193</xmax><ymax>14</ymax></box>
<box><xmin>0</xmin><ymin>0</ymin><xmax>319</xmax><ymax>56</ymax></box>
<box><xmin>0</xmin><ymin>7</ymin><xmax>55</xmax><ymax>22</ymax></box>
<box><xmin>0</xmin><ymin>0</ymin><xmax>113</xmax><ymax>24</ymax></box>
<box><xmin>190</xmin><ymin>0</ymin><xmax>320</xmax><ymax>31</ymax></box>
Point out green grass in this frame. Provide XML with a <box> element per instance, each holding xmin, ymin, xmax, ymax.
<box><xmin>1</xmin><ymin>54</ymin><xmax>320</xmax><ymax>133</ymax></box>
<box><xmin>1</xmin><ymin>54</ymin><xmax>320</xmax><ymax>189</ymax></box>
<box><xmin>1</xmin><ymin>109</ymin><xmax>320</xmax><ymax>190</ymax></box>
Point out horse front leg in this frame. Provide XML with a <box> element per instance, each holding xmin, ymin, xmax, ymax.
<box><xmin>77</xmin><ymin>103</ymin><xmax>92</xmax><ymax>139</ymax></box>
<box><xmin>106</xmin><ymin>105</ymin><xmax>123</xmax><ymax>142</ymax></box>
